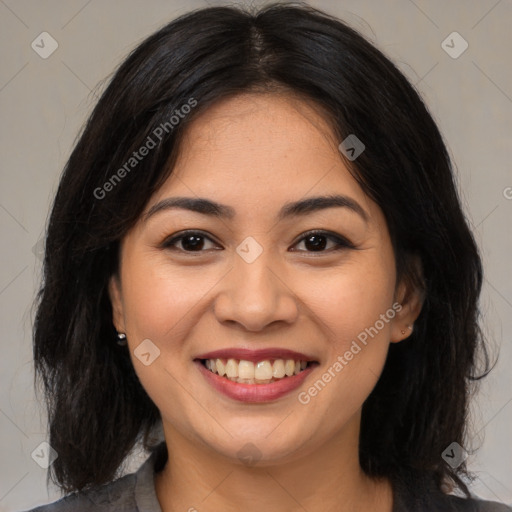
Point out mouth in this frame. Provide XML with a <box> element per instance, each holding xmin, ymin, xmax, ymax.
<box><xmin>198</xmin><ymin>357</ymin><xmax>316</xmax><ymax>384</ymax></box>
<box><xmin>193</xmin><ymin>349</ymin><xmax>319</xmax><ymax>402</ymax></box>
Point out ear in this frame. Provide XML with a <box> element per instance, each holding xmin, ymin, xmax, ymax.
<box><xmin>390</xmin><ymin>255</ymin><xmax>424</xmax><ymax>343</ymax></box>
<box><xmin>108</xmin><ymin>274</ymin><xmax>126</xmax><ymax>333</ymax></box>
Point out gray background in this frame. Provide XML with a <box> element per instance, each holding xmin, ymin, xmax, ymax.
<box><xmin>1</xmin><ymin>0</ymin><xmax>511</xmax><ymax>510</ymax></box>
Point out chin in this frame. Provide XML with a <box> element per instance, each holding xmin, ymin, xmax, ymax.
<box><xmin>204</xmin><ymin>427</ymin><xmax>317</xmax><ymax>466</ymax></box>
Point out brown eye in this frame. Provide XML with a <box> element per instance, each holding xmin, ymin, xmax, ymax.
<box><xmin>291</xmin><ymin>230</ymin><xmax>354</xmax><ymax>253</ymax></box>
<box><xmin>162</xmin><ymin>231</ymin><xmax>220</xmax><ymax>252</ymax></box>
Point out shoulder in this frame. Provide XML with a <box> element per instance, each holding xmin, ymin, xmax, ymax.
<box><xmin>18</xmin><ymin>443</ymin><xmax>166</xmax><ymax>512</ymax></box>
<box><xmin>452</xmin><ymin>496</ymin><xmax>512</xmax><ymax>512</ymax></box>
<box><xmin>20</xmin><ymin>472</ymin><xmax>137</xmax><ymax>512</ymax></box>
<box><xmin>393</xmin><ymin>477</ymin><xmax>512</xmax><ymax>512</ymax></box>
<box><xmin>425</xmin><ymin>493</ymin><xmax>512</xmax><ymax>511</ymax></box>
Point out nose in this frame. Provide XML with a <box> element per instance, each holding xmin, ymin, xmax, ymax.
<box><xmin>213</xmin><ymin>249</ymin><xmax>299</xmax><ymax>332</ymax></box>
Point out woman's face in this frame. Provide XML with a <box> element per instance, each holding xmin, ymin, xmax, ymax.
<box><xmin>110</xmin><ymin>92</ymin><xmax>419</xmax><ymax>465</ymax></box>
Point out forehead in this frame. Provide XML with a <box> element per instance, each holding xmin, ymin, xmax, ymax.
<box><xmin>145</xmin><ymin>92</ymin><xmax>378</xmax><ymax>226</ymax></box>
<box><xmin>176</xmin><ymin>92</ymin><xmax>341</xmax><ymax>168</ymax></box>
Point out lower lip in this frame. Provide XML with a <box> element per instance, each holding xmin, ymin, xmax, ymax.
<box><xmin>195</xmin><ymin>360</ymin><xmax>316</xmax><ymax>403</ymax></box>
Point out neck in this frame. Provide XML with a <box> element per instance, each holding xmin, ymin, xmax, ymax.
<box><xmin>154</xmin><ymin>415</ymin><xmax>393</xmax><ymax>512</ymax></box>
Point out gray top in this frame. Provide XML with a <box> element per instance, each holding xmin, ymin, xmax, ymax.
<box><xmin>22</xmin><ymin>443</ymin><xmax>512</xmax><ymax>512</ymax></box>
<box><xmin>23</xmin><ymin>447</ymin><xmax>163</xmax><ymax>512</ymax></box>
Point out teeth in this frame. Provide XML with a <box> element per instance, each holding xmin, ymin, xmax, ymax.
<box><xmin>284</xmin><ymin>359</ymin><xmax>295</xmax><ymax>376</ymax></box>
<box><xmin>238</xmin><ymin>360</ymin><xmax>255</xmax><ymax>379</ymax></box>
<box><xmin>255</xmin><ymin>361</ymin><xmax>273</xmax><ymax>380</ymax></box>
<box><xmin>216</xmin><ymin>359</ymin><xmax>226</xmax><ymax>377</ymax></box>
<box><xmin>272</xmin><ymin>359</ymin><xmax>285</xmax><ymax>378</ymax></box>
<box><xmin>203</xmin><ymin>357</ymin><xmax>311</xmax><ymax>384</ymax></box>
<box><xmin>225</xmin><ymin>358</ymin><xmax>238</xmax><ymax>378</ymax></box>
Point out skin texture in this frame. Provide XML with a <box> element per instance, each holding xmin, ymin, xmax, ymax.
<box><xmin>109</xmin><ymin>93</ymin><xmax>423</xmax><ymax>512</ymax></box>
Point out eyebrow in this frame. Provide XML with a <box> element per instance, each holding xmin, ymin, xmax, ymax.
<box><xmin>144</xmin><ymin>194</ymin><xmax>369</xmax><ymax>223</ymax></box>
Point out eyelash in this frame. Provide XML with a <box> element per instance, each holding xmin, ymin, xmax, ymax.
<box><xmin>161</xmin><ymin>229</ymin><xmax>355</xmax><ymax>255</ymax></box>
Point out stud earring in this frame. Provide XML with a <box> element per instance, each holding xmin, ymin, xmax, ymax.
<box><xmin>401</xmin><ymin>324</ymin><xmax>414</xmax><ymax>336</ymax></box>
<box><xmin>116</xmin><ymin>332</ymin><xmax>127</xmax><ymax>346</ymax></box>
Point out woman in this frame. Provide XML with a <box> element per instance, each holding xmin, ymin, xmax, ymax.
<box><xmin>24</xmin><ymin>3</ymin><xmax>511</xmax><ymax>511</ymax></box>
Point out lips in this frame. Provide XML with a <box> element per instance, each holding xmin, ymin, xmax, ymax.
<box><xmin>195</xmin><ymin>348</ymin><xmax>317</xmax><ymax>363</ymax></box>
<box><xmin>194</xmin><ymin>347</ymin><xmax>319</xmax><ymax>403</ymax></box>
<box><xmin>196</xmin><ymin>360</ymin><xmax>317</xmax><ymax>402</ymax></box>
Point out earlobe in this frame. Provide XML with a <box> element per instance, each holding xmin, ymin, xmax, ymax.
<box><xmin>108</xmin><ymin>275</ymin><xmax>125</xmax><ymax>333</ymax></box>
<box><xmin>390</xmin><ymin>292</ymin><xmax>422</xmax><ymax>343</ymax></box>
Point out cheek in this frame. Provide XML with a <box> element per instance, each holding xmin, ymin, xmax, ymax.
<box><xmin>298</xmin><ymin>257</ymin><xmax>395</xmax><ymax>407</ymax></box>
<box><xmin>120</xmin><ymin>253</ymin><xmax>215</xmax><ymax>342</ymax></box>
<box><xmin>299</xmin><ymin>257</ymin><xmax>396</xmax><ymax>345</ymax></box>
<box><xmin>297</xmin><ymin>253</ymin><xmax>396</xmax><ymax>415</ymax></box>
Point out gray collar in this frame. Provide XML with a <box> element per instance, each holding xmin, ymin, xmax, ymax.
<box><xmin>134</xmin><ymin>444</ymin><xmax>165</xmax><ymax>512</ymax></box>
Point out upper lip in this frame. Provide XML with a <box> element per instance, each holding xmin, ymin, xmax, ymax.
<box><xmin>195</xmin><ymin>348</ymin><xmax>317</xmax><ymax>363</ymax></box>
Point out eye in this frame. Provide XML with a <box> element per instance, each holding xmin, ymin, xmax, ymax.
<box><xmin>290</xmin><ymin>230</ymin><xmax>354</xmax><ymax>253</ymax></box>
<box><xmin>162</xmin><ymin>230</ymin><xmax>220</xmax><ymax>252</ymax></box>
<box><xmin>161</xmin><ymin>229</ymin><xmax>354</xmax><ymax>254</ymax></box>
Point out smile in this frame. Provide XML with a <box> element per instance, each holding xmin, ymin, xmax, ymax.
<box><xmin>201</xmin><ymin>358</ymin><xmax>310</xmax><ymax>384</ymax></box>
<box><xmin>193</xmin><ymin>348</ymin><xmax>319</xmax><ymax>402</ymax></box>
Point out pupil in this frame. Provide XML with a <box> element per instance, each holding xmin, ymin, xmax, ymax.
<box><xmin>183</xmin><ymin>235</ymin><xmax>204</xmax><ymax>251</ymax></box>
<box><xmin>305</xmin><ymin>235</ymin><xmax>326</xmax><ymax>251</ymax></box>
